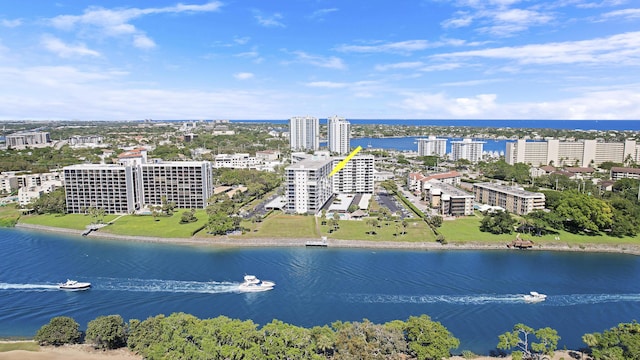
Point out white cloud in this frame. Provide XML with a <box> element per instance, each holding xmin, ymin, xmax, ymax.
<box><xmin>441</xmin><ymin>12</ymin><xmax>474</xmax><ymax>28</ymax></box>
<box><xmin>434</xmin><ymin>31</ymin><xmax>640</xmax><ymax>65</ymax></box>
<box><xmin>255</xmin><ymin>13</ymin><xmax>285</xmax><ymax>28</ymax></box>
<box><xmin>401</xmin><ymin>92</ymin><xmax>497</xmax><ymax>116</ymax></box>
<box><xmin>234</xmin><ymin>72</ymin><xmax>254</xmax><ymax>80</ymax></box>
<box><xmin>41</xmin><ymin>35</ymin><xmax>101</xmax><ymax>58</ymax></box>
<box><xmin>289</xmin><ymin>51</ymin><xmax>346</xmax><ymax>69</ymax></box>
<box><xmin>306</xmin><ymin>81</ymin><xmax>348</xmax><ymax>88</ymax></box>
<box><xmin>600</xmin><ymin>8</ymin><xmax>640</xmax><ymax>20</ymax></box>
<box><xmin>48</xmin><ymin>2</ymin><xmax>222</xmax><ymax>48</ymax></box>
<box><xmin>336</xmin><ymin>38</ymin><xmax>474</xmax><ymax>55</ymax></box>
<box><xmin>1</xmin><ymin>19</ymin><xmax>22</xmax><ymax>28</ymax></box>
<box><xmin>309</xmin><ymin>8</ymin><xmax>338</xmax><ymax>21</ymax></box>
<box><xmin>375</xmin><ymin>62</ymin><xmax>425</xmax><ymax>71</ymax></box>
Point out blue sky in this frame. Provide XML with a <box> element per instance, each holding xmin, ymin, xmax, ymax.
<box><xmin>0</xmin><ymin>0</ymin><xmax>639</xmax><ymax>120</ymax></box>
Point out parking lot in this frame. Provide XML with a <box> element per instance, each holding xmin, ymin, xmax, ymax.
<box><xmin>374</xmin><ymin>190</ymin><xmax>413</xmax><ymax>219</ymax></box>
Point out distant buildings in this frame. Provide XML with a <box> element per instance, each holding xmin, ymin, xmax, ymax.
<box><xmin>417</xmin><ymin>136</ymin><xmax>447</xmax><ymax>157</ymax></box>
<box><xmin>473</xmin><ymin>182</ymin><xmax>545</xmax><ymax>215</ymax></box>
<box><xmin>505</xmin><ymin>139</ymin><xmax>640</xmax><ymax>167</ymax></box>
<box><xmin>610</xmin><ymin>167</ymin><xmax>640</xmax><ymax>180</ymax></box>
<box><xmin>289</xmin><ymin>116</ymin><xmax>319</xmax><ymax>151</ymax></box>
<box><xmin>450</xmin><ymin>139</ymin><xmax>485</xmax><ymax>163</ymax></box>
<box><xmin>68</xmin><ymin>135</ymin><xmax>104</xmax><ymax>147</ymax></box>
<box><xmin>6</xmin><ymin>132</ymin><xmax>51</xmax><ymax>149</ymax></box>
<box><xmin>284</xmin><ymin>154</ymin><xmax>375</xmax><ymax>214</ymax></box>
<box><xmin>327</xmin><ymin>116</ymin><xmax>351</xmax><ymax>155</ymax></box>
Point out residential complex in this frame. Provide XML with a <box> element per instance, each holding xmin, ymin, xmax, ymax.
<box><xmin>289</xmin><ymin>116</ymin><xmax>319</xmax><ymax>151</ymax></box>
<box><xmin>472</xmin><ymin>182</ymin><xmax>545</xmax><ymax>215</ymax></box>
<box><xmin>610</xmin><ymin>167</ymin><xmax>640</xmax><ymax>180</ymax></box>
<box><xmin>64</xmin><ymin>160</ymin><xmax>214</xmax><ymax>214</ymax></box>
<box><xmin>284</xmin><ymin>154</ymin><xmax>375</xmax><ymax>214</ymax></box>
<box><xmin>505</xmin><ymin>139</ymin><xmax>640</xmax><ymax>167</ymax></box>
<box><xmin>422</xmin><ymin>181</ymin><xmax>474</xmax><ymax>217</ymax></box>
<box><xmin>6</xmin><ymin>132</ymin><xmax>51</xmax><ymax>148</ymax></box>
<box><xmin>327</xmin><ymin>116</ymin><xmax>351</xmax><ymax>155</ymax></box>
<box><xmin>417</xmin><ymin>136</ymin><xmax>447</xmax><ymax>157</ymax></box>
<box><xmin>450</xmin><ymin>139</ymin><xmax>485</xmax><ymax>163</ymax></box>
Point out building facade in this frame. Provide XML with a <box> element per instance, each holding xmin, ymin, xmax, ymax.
<box><xmin>450</xmin><ymin>139</ymin><xmax>485</xmax><ymax>162</ymax></box>
<box><xmin>331</xmin><ymin>155</ymin><xmax>375</xmax><ymax>194</ymax></box>
<box><xmin>6</xmin><ymin>132</ymin><xmax>51</xmax><ymax>148</ymax></box>
<box><xmin>327</xmin><ymin>116</ymin><xmax>351</xmax><ymax>155</ymax></box>
<box><xmin>505</xmin><ymin>139</ymin><xmax>640</xmax><ymax>167</ymax></box>
<box><xmin>417</xmin><ymin>136</ymin><xmax>447</xmax><ymax>157</ymax></box>
<box><xmin>289</xmin><ymin>116</ymin><xmax>319</xmax><ymax>151</ymax></box>
<box><xmin>473</xmin><ymin>182</ymin><xmax>545</xmax><ymax>215</ymax></box>
<box><xmin>611</xmin><ymin>167</ymin><xmax>640</xmax><ymax>180</ymax></box>
<box><xmin>285</xmin><ymin>158</ymin><xmax>334</xmax><ymax>214</ymax></box>
<box><xmin>64</xmin><ymin>161</ymin><xmax>214</xmax><ymax>214</ymax></box>
<box><xmin>422</xmin><ymin>181</ymin><xmax>474</xmax><ymax>216</ymax></box>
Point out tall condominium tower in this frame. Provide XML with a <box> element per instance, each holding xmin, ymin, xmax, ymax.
<box><xmin>327</xmin><ymin>115</ymin><xmax>351</xmax><ymax>155</ymax></box>
<box><xmin>289</xmin><ymin>116</ymin><xmax>319</xmax><ymax>151</ymax></box>
<box><xmin>417</xmin><ymin>136</ymin><xmax>447</xmax><ymax>157</ymax></box>
<box><xmin>450</xmin><ymin>139</ymin><xmax>485</xmax><ymax>163</ymax></box>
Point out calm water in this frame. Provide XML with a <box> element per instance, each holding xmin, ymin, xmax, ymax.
<box><xmin>2</xmin><ymin>228</ymin><xmax>640</xmax><ymax>354</ymax></box>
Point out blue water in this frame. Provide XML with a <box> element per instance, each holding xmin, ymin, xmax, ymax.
<box><xmin>231</xmin><ymin>119</ymin><xmax>640</xmax><ymax>131</ymax></box>
<box><xmin>348</xmin><ymin>137</ymin><xmax>507</xmax><ymax>152</ymax></box>
<box><xmin>2</xmin><ymin>228</ymin><xmax>640</xmax><ymax>354</ymax></box>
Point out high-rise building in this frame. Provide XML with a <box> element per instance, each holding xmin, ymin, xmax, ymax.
<box><xmin>450</xmin><ymin>139</ymin><xmax>485</xmax><ymax>163</ymax></box>
<box><xmin>417</xmin><ymin>136</ymin><xmax>447</xmax><ymax>157</ymax></box>
<box><xmin>289</xmin><ymin>116</ymin><xmax>319</xmax><ymax>151</ymax></box>
<box><xmin>327</xmin><ymin>115</ymin><xmax>351</xmax><ymax>155</ymax></box>
<box><xmin>505</xmin><ymin>139</ymin><xmax>640</xmax><ymax>167</ymax></box>
<box><xmin>284</xmin><ymin>155</ymin><xmax>375</xmax><ymax>214</ymax></box>
<box><xmin>64</xmin><ymin>161</ymin><xmax>214</xmax><ymax>214</ymax></box>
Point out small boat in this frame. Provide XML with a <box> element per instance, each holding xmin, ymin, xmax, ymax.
<box><xmin>58</xmin><ymin>279</ymin><xmax>91</xmax><ymax>291</ymax></box>
<box><xmin>238</xmin><ymin>275</ymin><xmax>275</xmax><ymax>292</ymax></box>
<box><xmin>523</xmin><ymin>291</ymin><xmax>547</xmax><ymax>303</ymax></box>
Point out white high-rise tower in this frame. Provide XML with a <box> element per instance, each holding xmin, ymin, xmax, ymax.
<box><xmin>289</xmin><ymin>116</ymin><xmax>319</xmax><ymax>151</ymax></box>
<box><xmin>327</xmin><ymin>115</ymin><xmax>350</xmax><ymax>155</ymax></box>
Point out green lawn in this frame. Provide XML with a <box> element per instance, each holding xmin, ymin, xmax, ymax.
<box><xmin>19</xmin><ymin>213</ymin><xmax>118</xmax><ymax>230</ymax></box>
<box><xmin>237</xmin><ymin>212</ymin><xmax>319</xmax><ymax>238</ymax></box>
<box><xmin>0</xmin><ymin>341</ymin><xmax>39</xmax><ymax>352</ymax></box>
<box><xmin>0</xmin><ymin>204</ymin><xmax>21</xmax><ymax>227</ymax></box>
<box><xmin>99</xmin><ymin>210</ymin><xmax>208</xmax><ymax>238</ymax></box>
<box><xmin>320</xmin><ymin>218</ymin><xmax>435</xmax><ymax>242</ymax></box>
<box><xmin>438</xmin><ymin>212</ymin><xmax>640</xmax><ymax>245</ymax></box>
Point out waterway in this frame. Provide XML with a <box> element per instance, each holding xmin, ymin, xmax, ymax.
<box><xmin>1</xmin><ymin>227</ymin><xmax>639</xmax><ymax>354</ymax></box>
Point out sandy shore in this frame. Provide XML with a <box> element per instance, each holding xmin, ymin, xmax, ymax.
<box><xmin>0</xmin><ymin>344</ymin><xmax>582</xmax><ymax>360</ymax></box>
<box><xmin>14</xmin><ymin>222</ymin><xmax>640</xmax><ymax>256</ymax></box>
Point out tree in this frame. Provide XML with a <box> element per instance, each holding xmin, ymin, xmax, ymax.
<box><xmin>333</xmin><ymin>319</ymin><xmax>407</xmax><ymax>360</ymax></box>
<box><xmin>480</xmin><ymin>210</ymin><xmax>517</xmax><ymax>234</ymax></box>
<box><xmin>497</xmin><ymin>323</ymin><xmax>559</xmax><ymax>360</ymax></box>
<box><xmin>34</xmin><ymin>316</ymin><xmax>82</xmax><ymax>346</ymax></box>
<box><xmin>555</xmin><ymin>191</ymin><xmax>613</xmax><ymax>234</ymax></box>
<box><xmin>583</xmin><ymin>321</ymin><xmax>640</xmax><ymax>360</ymax></box>
<box><xmin>30</xmin><ymin>188</ymin><xmax>66</xmax><ymax>214</ymax></box>
<box><xmin>86</xmin><ymin>315</ymin><xmax>127</xmax><ymax>350</ymax></box>
<box><xmin>405</xmin><ymin>314</ymin><xmax>460</xmax><ymax>360</ymax></box>
<box><xmin>180</xmin><ymin>209</ymin><xmax>198</xmax><ymax>224</ymax></box>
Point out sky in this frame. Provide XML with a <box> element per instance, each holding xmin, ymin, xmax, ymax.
<box><xmin>0</xmin><ymin>0</ymin><xmax>639</xmax><ymax>121</ymax></box>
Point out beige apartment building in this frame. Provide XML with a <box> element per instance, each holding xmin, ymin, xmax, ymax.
<box><xmin>506</xmin><ymin>139</ymin><xmax>639</xmax><ymax>167</ymax></box>
<box><xmin>473</xmin><ymin>182</ymin><xmax>545</xmax><ymax>215</ymax></box>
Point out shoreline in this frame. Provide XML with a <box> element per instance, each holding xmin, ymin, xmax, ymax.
<box><xmin>14</xmin><ymin>222</ymin><xmax>640</xmax><ymax>255</ymax></box>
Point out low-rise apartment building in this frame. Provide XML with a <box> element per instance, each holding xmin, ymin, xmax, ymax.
<box><xmin>422</xmin><ymin>180</ymin><xmax>474</xmax><ymax>216</ymax></box>
<box><xmin>610</xmin><ymin>167</ymin><xmax>640</xmax><ymax>180</ymax></box>
<box><xmin>473</xmin><ymin>182</ymin><xmax>545</xmax><ymax>215</ymax></box>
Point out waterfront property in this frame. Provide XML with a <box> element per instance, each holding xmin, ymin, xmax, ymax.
<box><xmin>417</xmin><ymin>136</ymin><xmax>447</xmax><ymax>157</ymax></box>
<box><xmin>64</xmin><ymin>160</ymin><xmax>214</xmax><ymax>214</ymax></box>
<box><xmin>327</xmin><ymin>116</ymin><xmax>351</xmax><ymax>155</ymax></box>
<box><xmin>473</xmin><ymin>182</ymin><xmax>545</xmax><ymax>215</ymax></box>
<box><xmin>422</xmin><ymin>181</ymin><xmax>474</xmax><ymax>216</ymax></box>
<box><xmin>285</xmin><ymin>153</ymin><xmax>375</xmax><ymax>214</ymax></box>
<box><xmin>505</xmin><ymin>139</ymin><xmax>640</xmax><ymax>167</ymax></box>
<box><xmin>289</xmin><ymin>116</ymin><xmax>319</xmax><ymax>152</ymax></box>
<box><xmin>450</xmin><ymin>139</ymin><xmax>485</xmax><ymax>163</ymax></box>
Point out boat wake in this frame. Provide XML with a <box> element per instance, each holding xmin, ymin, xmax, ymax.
<box><xmin>345</xmin><ymin>293</ymin><xmax>640</xmax><ymax>306</ymax></box>
<box><xmin>0</xmin><ymin>282</ymin><xmax>58</xmax><ymax>291</ymax></box>
<box><xmin>94</xmin><ymin>278</ymin><xmax>242</xmax><ymax>294</ymax></box>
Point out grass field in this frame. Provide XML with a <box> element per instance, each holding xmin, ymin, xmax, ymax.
<box><xmin>0</xmin><ymin>205</ymin><xmax>21</xmax><ymax>227</ymax></box>
<box><xmin>19</xmin><ymin>213</ymin><xmax>118</xmax><ymax>230</ymax></box>
<box><xmin>99</xmin><ymin>210</ymin><xmax>208</xmax><ymax>238</ymax></box>
<box><xmin>438</xmin><ymin>212</ymin><xmax>640</xmax><ymax>245</ymax></box>
<box><xmin>0</xmin><ymin>341</ymin><xmax>39</xmax><ymax>352</ymax></box>
<box><xmin>320</xmin><ymin>218</ymin><xmax>435</xmax><ymax>242</ymax></box>
<box><xmin>238</xmin><ymin>212</ymin><xmax>319</xmax><ymax>238</ymax></box>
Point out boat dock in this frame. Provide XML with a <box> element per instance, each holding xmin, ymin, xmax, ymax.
<box><xmin>306</xmin><ymin>237</ymin><xmax>328</xmax><ymax>247</ymax></box>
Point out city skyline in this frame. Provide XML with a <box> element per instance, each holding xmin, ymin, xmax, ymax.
<box><xmin>1</xmin><ymin>1</ymin><xmax>639</xmax><ymax>120</ymax></box>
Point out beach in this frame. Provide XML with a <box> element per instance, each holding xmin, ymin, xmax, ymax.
<box><xmin>15</xmin><ymin>222</ymin><xmax>640</xmax><ymax>256</ymax></box>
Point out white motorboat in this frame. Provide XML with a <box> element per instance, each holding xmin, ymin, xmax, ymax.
<box><xmin>58</xmin><ymin>279</ymin><xmax>91</xmax><ymax>291</ymax></box>
<box><xmin>523</xmin><ymin>291</ymin><xmax>547</xmax><ymax>303</ymax></box>
<box><xmin>238</xmin><ymin>275</ymin><xmax>275</xmax><ymax>292</ymax></box>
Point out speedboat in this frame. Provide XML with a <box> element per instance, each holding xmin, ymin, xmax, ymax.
<box><xmin>58</xmin><ymin>279</ymin><xmax>91</xmax><ymax>291</ymax></box>
<box><xmin>238</xmin><ymin>275</ymin><xmax>275</xmax><ymax>292</ymax></box>
<box><xmin>523</xmin><ymin>291</ymin><xmax>547</xmax><ymax>303</ymax></box>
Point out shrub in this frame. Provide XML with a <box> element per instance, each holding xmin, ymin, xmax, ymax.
<box><xmin>86</xmin><ymin>315</ymin><xmax>127</xmax><ymax>349</ymax></box>
<box><xmin>34</xmin><ymin>316</ymin><xmax>82</xmax><ymax>346</ymax></box>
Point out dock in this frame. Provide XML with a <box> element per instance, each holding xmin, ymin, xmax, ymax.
<box><xmin>306</xmin><ymin>237</ymin><xmax>328</xmax><ymax>247</ymax></box>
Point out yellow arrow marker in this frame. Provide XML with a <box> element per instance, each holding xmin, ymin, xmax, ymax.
<box><xmin>329</xmin><ymin>146</ymin><xmax>362</xmax><ymax>177</ymax></box>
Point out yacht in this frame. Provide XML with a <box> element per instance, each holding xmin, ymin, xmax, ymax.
<box><xmin>523</xmin><ymin>291</ymin><xmax>547</xmax><ymax>303</ymax></box>
<box><xmin>238</xmin><ymin>275</ymin><xmax>275</xmax><ymax>292</ymax></box>
<box><xmin>58</xmin><ymin>279</ymin><xmax>91</xmax><ymax>291</ymax></box>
